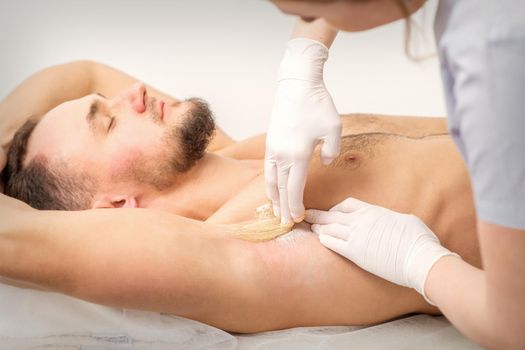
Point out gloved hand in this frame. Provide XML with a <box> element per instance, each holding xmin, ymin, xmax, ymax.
<box><xmin>265</xmin><ymin>38</ymin><xmax>342</xmax><ymax>224</ymax></box>
<box><xmin>305</xmin><ymin>197</ymin><xmax>459</xmax><ymax>304</ymax></box>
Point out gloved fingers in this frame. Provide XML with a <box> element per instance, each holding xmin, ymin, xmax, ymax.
<box><xmin>305</xmin><ymin>209</ymin><xmax>352</xmax><ymax>225</ymax></box>
<box><xmin>329</xmin><ymin>197</ymin><xmax>370</xmax><ymax>213</ymax></box>
<box><xmin>319</xmin><ymin>233</ymin><xmax>351</xmax><ymax>259</ymax></box>
<box><xmin>311</xmin><ymin>223</ymin><xmax>350</xmax><ymax>240</ymax></box>
<box><xmin>287</xmin><ymin>161</ymin><xmax>308</xmax><ymax>222</ymax></box>
<box><xmin>319</xmin><ymin>128</ymin><xmax>341</xmax><ymax>165</ymax></box>
<box><xmin>277</xmin><ymin>166</ymin><xmax>292</xmax><ymax>224</ymax></box>
<box><xmin>264</xmin><ymin>158</ymin><xmax>281</xmax><ymax>217</ymax></box>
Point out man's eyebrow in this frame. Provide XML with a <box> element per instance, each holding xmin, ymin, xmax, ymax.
<box><xmin>86</xmin><ymin>100</ymin><xmax>100</xmax><ymax>133</ymax></box>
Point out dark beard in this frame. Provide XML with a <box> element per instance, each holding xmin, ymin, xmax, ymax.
<box><xmin>168</xmin><ymin>97</ymin><xmax>216</xmax><ymax>173</ymax></box>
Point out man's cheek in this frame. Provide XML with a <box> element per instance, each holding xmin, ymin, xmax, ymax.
<box><xmin>107</xmin><ymin>148</ymin><xmax>146</xmax><ymax>181</ymax></box>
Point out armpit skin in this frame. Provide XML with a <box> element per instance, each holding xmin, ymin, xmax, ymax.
<box><xmin>245</xmin><ymin>223</ymin><xmax>439</xmax><ymax>332</ymax></box>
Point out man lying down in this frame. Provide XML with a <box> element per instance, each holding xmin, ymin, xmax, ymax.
<box><xmin>0</xmin><ymin>61</ymin><xmax>480</xmax><ymax>333</ymax></box>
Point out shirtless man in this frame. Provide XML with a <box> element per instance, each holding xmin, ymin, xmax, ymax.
<box><xmin>0</xmin><ymin>61</ymin><xmax>479</xmax><ymax>333</ymax></box>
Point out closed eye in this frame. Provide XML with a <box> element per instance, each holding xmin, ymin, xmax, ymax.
<box><xmin>107</xmin><ymin>116</ymin><xmax>116</xmax><ymax>132</ymax></box>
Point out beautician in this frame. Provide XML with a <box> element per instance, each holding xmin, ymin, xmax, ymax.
<box><xmin>264</xmin><ymin>0</ymin><xmax>525</xmax><ymax>348</ymax></box>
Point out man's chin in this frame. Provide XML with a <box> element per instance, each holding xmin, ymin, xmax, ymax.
<box><xmin>170</xmin><ymin>97</ymin><xmax>215</xmax><ymax>173</ymax></box>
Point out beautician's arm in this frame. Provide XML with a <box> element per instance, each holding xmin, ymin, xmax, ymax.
<box><xmin>292</xmin><ymin>17</ymin><xmax>338</xmax><ymax>46</ymax></box>
<box><xmin>0</xmin><ymin>61</ymin><xmax>234</xmax><ymax>157</ymax></box>
<box><xmin>0</xmin><ymin>194</ymin><xmax>265</xmax><ymax>333</ymax></box>
<box><xmin>425</xmin><ymin>221</ymin><xmax>525</xmax><ymax>349</ymax></box>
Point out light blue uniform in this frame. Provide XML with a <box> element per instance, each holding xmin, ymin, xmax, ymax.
<box><xmin>435</xmin><ymin>0</ymin><xmax>525</xmax><ymax>229</ymax></box>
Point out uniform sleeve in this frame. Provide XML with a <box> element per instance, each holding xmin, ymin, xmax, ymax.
<box><xmin>446</xmin><ymin>15</ymin><xmax>525</xmax><ymax>230</ymax></box>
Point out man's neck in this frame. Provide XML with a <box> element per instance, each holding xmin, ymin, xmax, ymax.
<box><xmin>144</xmin><ymin>153</ymin><xmax>262</xmax><ymax>220</ymax></box>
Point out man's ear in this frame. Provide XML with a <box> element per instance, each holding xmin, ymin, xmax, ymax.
<box><xmin>91</xmin><ymin>194</ymin><xmax>138</xmax><ymax>209</ymax></box>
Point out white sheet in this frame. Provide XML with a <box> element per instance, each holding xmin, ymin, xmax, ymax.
<box><xmin>235</xmin><ymin>315</ymin><xmax>482</xmax><ymax>350</ymax></box>
<box><xmin>0</xmin><ymin>283</ymin><xmax>234</xmax><ymax>349</ymax></box>
<box><xmin>0</xmin><ymin>283</ymin><xmax>482</xmax><ymax>350</ymax></box>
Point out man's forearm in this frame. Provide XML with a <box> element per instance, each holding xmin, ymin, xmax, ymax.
<box><xmin>0</xmin><ymin>61</ymin><xmax>95</xmax><ymax>153</ymax></box>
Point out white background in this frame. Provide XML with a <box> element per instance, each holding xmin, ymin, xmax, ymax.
<box><xmin>0</xmin><ymin>0</ymin><xmax>446</xmax><ymax>140</ymax></box>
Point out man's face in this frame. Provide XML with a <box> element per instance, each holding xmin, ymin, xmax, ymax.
<box><xmin>26</xmin><ymin>82</ymin><xmax>214</xmax><ymax>207</ymax></box>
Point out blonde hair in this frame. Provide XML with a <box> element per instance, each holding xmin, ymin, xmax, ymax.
<box><xmin>230</xmin><ymin>203</ymin><xmax>295</xmax><ymax>242</ymax></box>
<box><xmin>395</xmin><ymin>0</ymin><xmax>434</xmax><ymax>62</ymax></box>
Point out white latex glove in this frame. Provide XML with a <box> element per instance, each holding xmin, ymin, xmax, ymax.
<box><xmin>305</xmin><ymin>197</ymin><xmax>459</xmax><ymax>304</ymax></box>
<box><xmin>265</xmin><ymin>38</ymin><xmax>342</xmax><ymax>224</ymax></box>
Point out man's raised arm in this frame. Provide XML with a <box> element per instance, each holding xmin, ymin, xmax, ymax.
<box><xmin>0</xmin><ymin>194</ymin><xmax>262</xmax><ymax>332</ymax></box>
<box><xmin>0</xmin><ymin>61</ymin><xmax>94</xmax><ymax>159</ymax></box>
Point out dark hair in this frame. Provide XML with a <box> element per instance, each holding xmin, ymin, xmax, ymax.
<box><xmin>394</xmin><ymin>0</ymin><xmax>432</xmax><ymax>61</ymax></box>
<box><xmin>395</xmin><ymin>0</ymin><xmax>413</xmax><ymax>58</ymax></box>
<box><xmin>171</xmin><ymin>97</ymin><xmax>216</xmax><ymax>173</ymax></box>
<box><xmin>2</xmin><ymin>118</ymin><xmax>96</xmax><ymax>210</ymax></box>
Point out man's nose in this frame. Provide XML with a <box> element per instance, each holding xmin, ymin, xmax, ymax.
<box><xmin>116</xmin><ymin>82</ymin><xmax>147</xmax><ymax>113</ymax></box>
